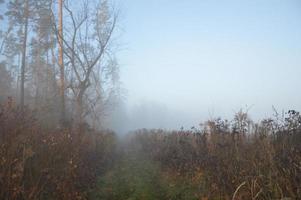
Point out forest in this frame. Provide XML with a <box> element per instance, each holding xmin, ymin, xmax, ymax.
<box><xmin>0</xmin><ymin>0</ymin><xmax>300</xmax><ymax>199</ymax></box>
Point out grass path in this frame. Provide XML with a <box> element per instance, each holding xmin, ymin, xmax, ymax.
<box><xmin>89</xmin><ymin>140</ymin><xmax>168</xmax><ymax>200</ymax></box>
<box><xmin>89</xmin><ymin>140</ymin><xmax>201</xmax><ymax>200</ymax></box>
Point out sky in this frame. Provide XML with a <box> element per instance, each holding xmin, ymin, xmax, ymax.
<box><xmin>110</xmin><ymin>0</ymin><xmax>301</xmax><ymax>131</ymax></box>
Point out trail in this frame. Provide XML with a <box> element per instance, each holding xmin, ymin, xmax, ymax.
<box><xmin>89</xmin><ymin>137</ymin><xmax>202</xmax><ymax>200</ymax></box>
<box><xmin>89</xmin><ymin>139</ymin><xmax>169</xmax><ymax>200</ymax></box>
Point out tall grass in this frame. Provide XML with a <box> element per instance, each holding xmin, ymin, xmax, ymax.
<box><xmin>129</xmin><ymin>111</ymin><xmax>301</xmax><ymax>199</ymax></box>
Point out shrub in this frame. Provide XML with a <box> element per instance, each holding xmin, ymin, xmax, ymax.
<box><xmin>0</xmin><ymin>98</ymin><xmax>117</xmax><ymax>200</ymax></box>
<box><xmin>129</xmin><ymin>111</ymin><xmax>301</xmax><ymax>199</ymax></box>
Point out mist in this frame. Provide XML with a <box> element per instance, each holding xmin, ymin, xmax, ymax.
<box><xmin>0</xmin><ymin>0</ymin><xmax>301</xmax><ymax>199</ymax></box>
<box><xmin>102</xmin><ymin>0</ymin><xmax>301</xmax><ymax>133</ymax></box>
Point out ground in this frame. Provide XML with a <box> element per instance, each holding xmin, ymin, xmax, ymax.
<box><xmin>89</xmin><ymin>139</ymin><xmax>202</xmax><ymax>200</ymax></box>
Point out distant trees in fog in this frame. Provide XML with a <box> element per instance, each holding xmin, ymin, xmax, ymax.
<box><xmin>0</xmin><ymin>0</ymin><xmax>120</xmax><ymax>127</ymax></box>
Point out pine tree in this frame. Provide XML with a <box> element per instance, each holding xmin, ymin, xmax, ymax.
<box><xmin>5</xmin><ymin>0</ymin><xmax>35</xmax><ymax>109</ymax></box>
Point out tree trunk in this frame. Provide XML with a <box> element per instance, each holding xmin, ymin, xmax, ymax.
<box><xmin>76</xmin><ymin>95</ymin><xmax>83</xmax><ymax>125</ymax></box>
<box><xmin>58</xmin><ymin>0</ymin><xmax>65</xmax><ymax>122</ymax></box>
<box><xmin>76</xmin><ymin>87</ymin><xmax>85</xmax><ymax>125</ymax></box>
<box><xmin>76</xmin><ymin>83</ymin><xmax>88</xmax><ymax>127</ymax></box>
<box><xmin>20</xmin><ymin>0</ymin><xmax>29</xmax><ymax>110</ymax></box>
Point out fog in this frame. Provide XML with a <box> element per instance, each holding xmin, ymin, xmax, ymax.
<box><xmin>104</xmin><ymin>0</ymin><xmax>301</xmax><ymax>133</ymax></box>
<box><xmin>0</xmin><ymin>0</ymin><xmax>300</xmax><ymax>198</ymax></box>
<box><xmin>1</xmin><ymin>0</ymin><xmax>301</xmax><ymax>134</ymax></box>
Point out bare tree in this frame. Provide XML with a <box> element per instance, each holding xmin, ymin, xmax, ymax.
<box><xmin>53</xmin><ymin>0</ymin><xmax>118</xmax><ymax>125</ymax></box>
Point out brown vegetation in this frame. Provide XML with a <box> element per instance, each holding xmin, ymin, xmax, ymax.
<box><xmin>0</xmin><ymin>98</ymin><xmax>117</xmax><ymax>200</ymax></box>
<box><xmin>129</xmin><ymin>110</ymin><xmax>301</xmax><ymax>199</ymax></box>
<box><xmin>1</xmin><ymin>98</ymin><xmax>300</xmax><ymax>200</ymax></box>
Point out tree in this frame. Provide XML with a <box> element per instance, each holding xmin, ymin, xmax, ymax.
<box><xmin>58</xmin><ymin>0</ymin><xmax>65</xmax><ymax>122</ymax></box>
<box><xmin>53</xmin><ymin>0</ymin><xmax>119</xmax><ymax>125</ymax></box>
<box><xmin>0</xmin><ymin>0</ymin><xmax>21</xmax><ymax>101</ymax></box>
<box><xmin>6</xmin><ymin>0</ymin><xmax>34</xmax><ymax>109</ymax></box>
<box><xmin>0</xmin><ymin>62</ymin><xmax>12</xmax><ymax>102</ymax></box>
<box><xmin>0</xmin><ymin>0</ymin><xmax>12</xmax><ymax>56</ymax></box>
<box><xmin>27</xmin><ymin>0</ymin><xmax>61</xmax><ymax>125</ymax></box>
<box><xmin>20</xmin><ymin>0</ymin><xmax>29</xmax><ymax>109</ymax></box>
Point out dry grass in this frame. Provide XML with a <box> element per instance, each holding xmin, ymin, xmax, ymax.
<box><xmin>0</xmin><ymin>98</ymin><xmax>117</xmax><ymax>200</ymax></box>
<box><xmin>129</xmin><ymin>111</ymin><xmax>301</xmax><ymax>199</ymax></box>
<box><xmin>1</xmin><ymin>98</ymin><xmax>300</xmax><ymax>200</ymax></box>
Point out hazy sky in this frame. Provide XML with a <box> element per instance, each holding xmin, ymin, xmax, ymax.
<box><xmin>112</xmin><ymin>0</ymin><xmax>301</xmax><ymax>130</ymax></box>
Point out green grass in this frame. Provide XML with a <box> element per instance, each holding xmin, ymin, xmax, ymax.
<box><xmin>89</xmin><ymin>148</ymin><xmax>167</xmax><ymax>200</ymax></box>
<box><xmin>89</xmin><ymin>143</ymin><xmax>201</xmax><ymax>200</ymax></box>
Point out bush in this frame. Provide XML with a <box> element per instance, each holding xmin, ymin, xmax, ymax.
<box><xmin>0</xmin><ymin>98</ymin><xmax>117</xmax><ymax>200</ymax></box>
<box><xmin>129</xmin><ymin>111</ymin><xmax>301</xmax><ymax>199</ymax></box>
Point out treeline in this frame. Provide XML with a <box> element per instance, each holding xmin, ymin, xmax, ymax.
<box><xmin>0</xmin><ymin>0</ymin><xmax>120</xmax><ymax>128</ymax></box>
<box><xmin>128</xmin><ymin>110</ymin><xmax>301</xmax><ymax>199</ymax></box>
